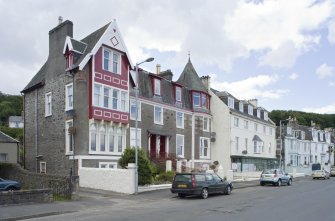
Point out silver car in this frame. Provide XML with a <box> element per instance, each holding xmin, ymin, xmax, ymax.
<box><xmin>260</xmin><ymin>169</ymin><xmax>292</xmax><ymax>186</ymax></box>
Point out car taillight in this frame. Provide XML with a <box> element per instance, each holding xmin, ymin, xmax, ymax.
<box><xmin>192</xmin><ymin>175</ymin><xmax>196</xmax><ymax>188</ymax></box>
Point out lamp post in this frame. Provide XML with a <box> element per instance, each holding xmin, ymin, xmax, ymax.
<box><xmin>135</xmin><ymin>57</ymin><xmax>154</xmax><ymax>194</ymax></box>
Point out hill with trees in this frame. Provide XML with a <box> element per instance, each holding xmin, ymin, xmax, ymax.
<box><xmin>269</xmin><ymin>110</ymin><xmax>335</xmax><ymax>129</ymax></box>
<box><xmin>0</xmin><ymin>91</ymin><xmax>22</xmax><ymax>125</ymax></box>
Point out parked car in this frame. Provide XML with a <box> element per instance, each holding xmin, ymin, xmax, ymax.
<box><xmin>171</xmin><ymin>172</ymin><xmax>233</xmax><ymax>199</ymax></box>
<box><xmin>312</xmin><ymin>170</ymin><xmax>330</xmax><ymax>179</ymax></box>
<box><xmin>0</xmin><ymin>177</ymin><xmax>21</xmax><ymax>191</ymax></box>
<box><xmin>260</xmin><ymin>169</ymin><xmax>292</xmax><ymax>186</ymax></box>
<box><xmin>330</xmin><ymin>167</ymin><xmax>335</xmax><ymax>177</ymax></box>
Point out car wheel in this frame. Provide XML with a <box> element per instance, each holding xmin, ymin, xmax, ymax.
<box><xmin>6</xmin><ymin>187</ymin><xmax>16</xmax><ymax>191</ymax></box>
<box><xmin>287</xmin><ymin>179</ymin><xmax>292</xmax><ymax>186</ymax></box>
<box><xmin>178</xmin><ymin>193</ymin><xmax>186</xmax><ymax>198</ymax></box>
<box><xmin>313</xmin><ymin>177</ymin><xmax>315</xmax><ymax>179</ymax></box>
<box><xmin>201</xmin><ymin>188</ymin><xmax>208</xmax><ymax>199</ymax></box>
<box><xmin>277</xmin><ymin>179</ymin><xmax>282</xmax><ymax>187</ymax></box>
<box><xmin>260</xmin><ymin>182</ymin><xmax>265</xmax><ymax>186</ymax></box>
<box><xmin>225</xmin><ymin>186</ymin><xmax>231</xmax><ymax>195</ymax></box>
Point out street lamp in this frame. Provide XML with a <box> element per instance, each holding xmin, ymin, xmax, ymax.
<box><xmin>279</xmin><ymin>118</ymin><xmax>291</xmax><ymax>170</ymax></box>
<box><xmin>135</xmin><ymin>57</ymin><xmax>154</xmax><ymax>194</ymax></box>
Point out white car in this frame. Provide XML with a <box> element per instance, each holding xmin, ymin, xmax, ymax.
<box><xmin>260</xmin><ymin>169</ymin><xmax>292</xmax><ymax>186</ymax></box>
<box><xmin>312</xmin><ymin>170</ymin><xmax>330</xmax><ymax>179</ymax></box>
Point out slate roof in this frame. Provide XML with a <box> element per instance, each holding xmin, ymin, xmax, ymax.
<box><xmin>22</xmin><ymin>22</ymin><xmax>109</xmax><ymax>93</ymax></box>
<box><xmin>0</xmin><ymin>131</ymin><xmax>19</xmax><ymax>143</ymax></box>
<box><xmin>177</xmin><ymin>59</ymin><xmax>208</xmax><ymax>93</ymax></box>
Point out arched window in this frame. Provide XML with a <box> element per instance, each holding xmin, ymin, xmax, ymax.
<box><xmin>109</xmin><ymin>126</ymin><xmax>115</xmax><ymax>152</ymax></box>
<box><xmin>90</xmin><ymin>123</ymin><xmax>97</xmax><ymax>151</ymax></box>
<box><xmin>117</xmin><ymin>127</ymin><xmax>123</xmax><ymax>153</ymax></box>
<box><xmin>100</xmin><ymin>125</ymin><xmax>106</xmax><ymax>152</ymax></box>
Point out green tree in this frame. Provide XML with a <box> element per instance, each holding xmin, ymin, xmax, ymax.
<box><xmin>118</xmin><ymin>147</ymin><xmax>153</xmax><ymax>185</ymax></box>
<box><xmin>0</xmin><ymin>91</ymin><xmax>23</xmax><ymax>125</ymax></box>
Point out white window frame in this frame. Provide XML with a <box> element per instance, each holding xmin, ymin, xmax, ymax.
<box><xmin>244</xmin><ymin>120</ymin><xmax>248</xmax><ymax>129</ymax></box>
<box><xmin>176</xmin><ymin>134</ymin><xmax>184</xmax><ymax>158</ymax></box>
<box><xmin>103</xmin><ymin>47</ymin><xmax>121</xmax><ymax>75</ymax></box>
<box><xmin>234</xmin><ymin>117</ymin><xmax>239</xmax><ymax>127</ymax></box>
<box><xmin>154</xmin><ymin>106</ymin><xmax>163</xmax><ymax>125</ymax></box>
<box><xmin>103</xmin><ymin>87</ymin><xmax>110</xmax><ymax>109</ymax></box>
<box><xmin>112</xmin><ymin>89</ymin><xmax>119</xmax><ymax>110</ymax></box>
<box><xmin>99</xmin><ymin>162</ymin><xmax>117</xmax><ymax>169</ymax></box>
<box><xmin>193</xmin><ymin>92</ymin><xmax>200</xmax><ymax>107</ymax></box>
<box><xmin>154</xmin><ymin>78</ymin><xmax>161</xmax><ymax>96</ymax></box>
<box><xmin>89</xmin><ymin>123</ymin><xmax>97</xmax><ymax>152</ymax></box>
<box><xmin>176</xmin><ymin>87</ymin><xmax>182</xmax><ymax>102</ymax></box>
<box><xmin>264</xmin><ymin>111</ymin><xmax>268</xmax><ymax>121</ymax></box>
<box><xmin>203</xmin><ymin>117</ymin><xmax>209</xmax><ymax>132</ymax></box>
<box><xmin>65</xmin><ymin>120</ymin><xmax>74</xmax><ymax>155</ymax></box>
<box><xmin>45</xmin><ymin>92</ymin><xmax>52</xmax><ymax>117</ymax></box>
<box><xmin>176</xmin><ymin>112</ymin><xmax>184</xmax><ymax>129</ymax></box>
<box><xmin>40</xmin><ymin>161</ymin><xmax>46</xmax><ymax>173</ymax></box>
<box><xmin>248</xmin><ymin>105</ymin><xmax>253</xmax><ymax>115</ymax></box>
<box><xmin>0</xmin><ymin>153</ymin><xmax>7</xmax><ymax>162</ymax></box>
<box><xmin>257</xmin><ymin>109</ymin><xmax>261</xmax><ymax>118</ymax></box>
<box><xmin>130</xmin><ymin>100</ymin><xmax>141</xmax><ymax>121</ymax></box>
<box><xmin>200</xmin><ymin>137</ymin><xmax>210</xmax><ymax>159</ymax></box>
<box><xmin>130</xmin><ymin>127</ymin><xmax>141</xmax><ymax>148</ymax></box>
<box><xmin>239</xmin><ymin>102</ymin><xmax>243</xmax><ymax>112</ymax></box>
<box><xmin>93</xmin><ymin>84</ymin><xmax>102</xmax><ymax>107</ymax></box>
<box><xmin>235</xmin><ymin>136</ymin><xmax>239</xmax><ymax>153</ymax></box>
<box><xmin>120</xmin><ymin>91</ymin><xmax>128</xmax><ymax>112</ymax></box>
<box><xmin>254</xmin><ymin>123</ymin><xmax>258</xmax><ymax>132</ymax></box>
<box><xmin>65</xmin><ymin>83</ymin><xmax>73</xmax><ymax>111</ymax></box>
<box><xmin>228</xmin><ymin>97</ymin><xmax>234</xmax><ymax>108</ymax></box>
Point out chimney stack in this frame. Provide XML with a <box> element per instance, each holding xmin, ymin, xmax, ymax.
<box><xmin>156</xmin><ymin>64</ymin><xmax>161</xmax><ymax>74</ymax></box>
<box><xmin>248</xmin><ymin>99</ymin><xmax>258</xmax><ymax>107</ymax></box>
<box><xmin>200</xmin><ymin>76</ymin><xmax>211</xmax><ymax>90</ymax></box>
<box><xmin>48</xmin><ymin>19</ymin><xmax>73</xmax><ymax>59</ymax></box>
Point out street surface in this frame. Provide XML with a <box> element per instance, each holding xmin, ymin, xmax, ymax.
<box><xmin>2</xmin><ymin>177</ymin><xmax>334</xmax><ymax>221</ymax></box>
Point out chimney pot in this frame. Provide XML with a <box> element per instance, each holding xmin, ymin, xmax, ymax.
<box><xmin>58</xmin><ymin>16</ymin><xmax>63</xmax><ymax>25</ymax></box>
<box><xmin>156</xmin><ymin>64</ymin><xmax>161</xmax><ymax>74</ymax></box>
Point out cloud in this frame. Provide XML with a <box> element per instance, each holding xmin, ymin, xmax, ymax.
<box><xmin>316</xmin><ymin>63</ymin><xmax>335</xmax><ymax>79</ymax></box>
<box><xmin>303</xmin><ymin>103</ymin><xmax>335</xmax><ymax>114</ymax></box>
<box><xmin>223</xmin><ymin>0</ymin><xmax>333</xmax><ymax>68</ymax></box>
<box><xmin>210</xmin><ymin>73</ymin><xmax>289</xmax><ymax>100</ymax></box>
<box><xmin>329</xmin><ymin>81</ymin><xmax>335</xmax><ymax>87</ymax></box>
<box><xmin>289</xmin><ymin>72</ymin><xmax>299</xmax><ymax>80</ymax></box>
<box><xmin>327</xmin><ymin>19</ymin><xmax>335</xmax><ymax>45</ymax></box>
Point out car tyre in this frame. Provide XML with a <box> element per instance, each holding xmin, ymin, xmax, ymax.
<box><xmin>6</xmin><ymin>187</ymin><xmax>16</xmax><ymax>192</ymax></box>
<box><xmin>277</xmin><ymin>179</ymin><xmax>282</xmax><ymax>187</ymax></box>
<box><xmin>287</xmin><ymin>179</ymin><xmax>292</xmax><ymax>186</ymax></box>
<box><xmin>225</xmin><ymin>186</ymin><xmax>231</xmax><ymax>195</ymax></box>
<box><xmin>178</xmin><ymin>193</ymin><xmax>186</xmax><ymax>198</ymax></box>
<box><xmin>260</xmin><ymin>182</ymin><xmax>265</xmax><ymax>186</ymax></box>
<box><xmin>201</xmin><ymin>188</ymin><xmax>208</xmax><ymax>199</ymax></box>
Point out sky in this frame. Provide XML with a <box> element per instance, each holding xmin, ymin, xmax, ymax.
<box><xmin>0</xmin><ymin>0</ymin><xmax>335</xmax><ymax>114</ymax></box>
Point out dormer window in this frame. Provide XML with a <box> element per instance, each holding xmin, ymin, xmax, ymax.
<box><xmin>257</xmin><ymin>109</ymin><xmax>261</xmax><ymax>118</ymax></box>
<box><xmin>228</xmin><ymin>97</ymin><xmax>234</xmax><ymax>108</ymax></box>
<box><xmin>201</xmin><ymin>94</ymin><xmax>207</xmax><ymax>108</ymax></box>
<box><xmin>193</xmin><ymin>92</ymin><xmax>200</xmax><ymax>107</ymax></box>
<box><xmin>175</xmin><ymin>86</ymin><xmax>182</xmax><ymax>102</ymax></box>
<box><xmin>103</xmin><ymin>47</ymin><xmax>120</xmax><ymax>74</ymax></box>
<box><xmin>248</xmin><ymin>105</ymin><xmax>253</xmax><ymax>115</ymax></box>
<box><xmin>66</xmin><ymin>52</ymin><xmax>73</xmax><ymax>69</ymax></box>
<box><xmin>154</xmin><ymin>78</ymin><xmax>161</xmax><ymax>96</ymax></box>
<box><xmin>264</xmin><ymin>111</ymin><xmax>268</xmax><ymax>121</ymax></box>
<box><xmin>239</xmin><ymin>102</ymin><xmax>243</xmax><ymax>112</ymax></box>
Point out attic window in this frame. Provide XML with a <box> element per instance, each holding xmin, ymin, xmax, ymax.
<box><xmin>257</xmin><ymin>109</ymin><xmax>261</xmax><ymax>118</ymax></box>
<box><xmin>175</xmin><ymin>86</ymin><xmax>182</xmax><ymax>102</ymax></box>
<box><xmin>248</xmin><ymin>105</ymin><xmax>253</xmax><ymax>115</ymax></box>
<box><xmin>239</xmin><ymin>102</ymin><xmax>243</xmax><ymax>112</ymax></box>
<box><xmin>228</xmin><ymin>97</ymin><xmax>234</xmax><ymax>108</ymax></box>
<box><xmin>193</xmin><ymin>92</ymin><xmax>200</xmax><ymax>107</ymax></box>
<box><xmin>66</xmin><ymin>52</ymin><xmax>73</xmax><ymax>69</ymax></box>
<box><xmin>154</xmin><ymin>78</ymin><xmax>161</xmax><ymax>96</ymax></box>
<box><xmin>264</xmin><ymin>112</ymin><xmax>268</xmax><ymax>121</ymax></box>
<box><xmin>103</xmin><ymin>47</ymin><xmax>120</xmax><ymax>74</ymax></box>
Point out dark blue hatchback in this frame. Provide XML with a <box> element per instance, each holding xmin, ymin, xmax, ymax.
<box><xmin>0</xmin><ymin>177</ymin><xmax>21</xmax><ymax>191</ymax></box>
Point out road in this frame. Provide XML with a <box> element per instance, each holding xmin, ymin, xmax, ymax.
<box><xmin>14</xmin><ymin>178</ymin><xmax>335</xmax><ymax>220</ymax></box>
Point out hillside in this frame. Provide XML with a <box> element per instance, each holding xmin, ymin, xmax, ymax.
<box><xmin>0</xmin><ymin>91</ymin><xmax>23</xmax><ymax>125</ymax></box>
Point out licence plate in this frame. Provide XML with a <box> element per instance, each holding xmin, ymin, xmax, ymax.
<box><xmin>178</xmin><ymin>184</ymin><xmax>187</xmax><ymax>188</ymax></box>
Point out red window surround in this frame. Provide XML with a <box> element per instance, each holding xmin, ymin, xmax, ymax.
<box><xmin>150</xmin><ymin>75</ymin><xmax>163</xmax><ymax>96</ymax></box>
<box><xmin>192</xmin><ymin>91</ymin><xmax>210</xmax><ymax>110</ymax></box>
<box><xmin>173</xmin><ymin>83</ymin><xmax>183</xmax><ymax>102</ymax></box>
<box><xmin>65</xmin><ymin>50</ymin><xmax>74</xmax><ymax>69</ymax></box>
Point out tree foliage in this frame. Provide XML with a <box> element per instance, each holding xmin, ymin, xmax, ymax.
<box><xmin>269</xmin><ymin>110</ymin><xmax>335</xmax><ymax>129</ymax></box>
<box><xmin>118</xmin><ymin>147</ymin><xmax>153</xmax><ymax>185</ymax></box>
<box><xmin>0</xmin><ymin>91</ymin><xmax>23</xmax><ymax>125</ymax></box>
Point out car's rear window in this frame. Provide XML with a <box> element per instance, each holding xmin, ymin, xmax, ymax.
<box><xmin>263</xmin><ymin>169</ymin><xmax>276</xmax><ymax>174</ymax></box>
<box><xmin>175</xmin><ymin>174</ymin><xmax>191</xmax><ymax>182</ymax></box>
<box><xmin>195</xmin><ymin>175</ymin><xmax>205</xmax><ymax>182</ymax></box>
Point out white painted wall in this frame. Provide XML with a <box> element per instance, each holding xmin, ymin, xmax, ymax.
<box><xmin>210</xmin><ymin>90</ymin><xmax>231</xmax><ymax>176</ymax></box>
<box><xmin>78</xmin><ymin>164</ymin><xmax>135</xmax><ymax>194</ymax></box>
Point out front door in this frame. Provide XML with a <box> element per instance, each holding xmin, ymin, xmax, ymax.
<box><xmin>150</xmin><ymin>134</ymin><xmax>166</xmax><ymax>158</ymax></box>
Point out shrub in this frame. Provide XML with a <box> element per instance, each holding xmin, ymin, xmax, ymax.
<box><xmin>118</xmin><ymin>147</ymin><xmax>153</xmax><ymax>185</ymax></box>
<box><xmin>154</xmin><ymin>171</ymin><xmax>176</xmax><ymax>184</ymax></box>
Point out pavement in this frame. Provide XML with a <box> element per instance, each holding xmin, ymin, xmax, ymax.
<box><xmin>0</xmin><ymin>176</ymin><xmax>308</xmax><ymax>221</ymax></box>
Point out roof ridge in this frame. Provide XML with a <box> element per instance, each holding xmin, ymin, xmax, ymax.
<box><xmin>0</xmin><ymin>131</ymin><xmax>19</xmax><ymax>143</ymax></box>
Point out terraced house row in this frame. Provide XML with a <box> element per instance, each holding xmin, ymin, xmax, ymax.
<box><xmin>21</xmin><ymin>19</ymin><xmax>333</xmax><ymax>179</ymax></box>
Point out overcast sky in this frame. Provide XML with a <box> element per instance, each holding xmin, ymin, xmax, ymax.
<box><xmin>1</xmin><ymin>0</ymin><xmax>335</xmax><ymax>114</ymax></box>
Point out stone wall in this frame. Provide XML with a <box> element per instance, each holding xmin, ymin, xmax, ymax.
<box><xmin>0</xmin><ymin>189</ymin><xmax>52</xmax><ymax>205</ymax></box>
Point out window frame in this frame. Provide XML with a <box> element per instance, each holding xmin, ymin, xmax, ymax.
<box><xmin>248</xmin><ymin>105</ymin><xmax>253</xmax><ymax>115</ymax></box>
<box><xmin>193</xmin><ymin>92</ymin><xmax>200</xmax><ymax>107</ymax></box>
<box><xmin>45</xmin><ymin>92</ymin><xmax>52</xmax><ymax>117</ymax></box>
<box><xmin>239</xmin><ymin>102</ymin><xmax>244</xmax><ymax>112</ymax></box>
<box><xmin>40</xmin><ymin>161</ymin><xmax>46</xmax><ymax>174</ymax></box>
<box><xmin>200</xmin><ymin>137</ymin><xmax>210</xmax><ymax>159</ymax></box>
<box><xmin>99</xmin><ymin>162</ymin><xmax>117</xmax><ymax>169</ymax></box>
<box><xmin>130</xmin><ymin>100</ymin><xmax>141</xmax><ymax>121</ymax></box>
<box><xmin>102</xmin><ymin>47</ymin><xmax>121</xmax><ymax>75</ymax></box>
<box><xmin>203</xmin><ymin>117</ymin><xmax>209</xmax><ymax>132</ymax></box>
<box><xmin>65</xmin><ymin>120</ymin><xmax>74</xmax><ymax>155</ymax></box>
<box><xmin>65</xmin><ymin>83</ymin><xmax>73</xmax><ymax>111</ymax></box>
<box><xmin>228</xmin><ymin>97</ymin><xmax>234</xmax><ymax>108</ymax></box>
<box><xmin>154</xmin><ymin>106</ymin><xmax>163</xmax><ymax>125</ymax></box>
<box><xmin>130</xmin><ymin>127</ymin><xmax>142</xmax><ymax>148</ymax></box>
<box><xmin>175</xmin><ymin>86</ymin><xmax>182</xmax><ymax>102</ymax></box>
<box><xmin>154</xmin><ymin>78</ymin><xmax>161</xmax><ymax>96</ymax></box>
<box><xmin>176</xmin><ymin>112</ymin><xmax>184</xmax><ymax>129</ymax></box>
<box><xmin>176</xmin><ymin>134</ymin><xmax>185</xmax><ymax>158</ymax></box>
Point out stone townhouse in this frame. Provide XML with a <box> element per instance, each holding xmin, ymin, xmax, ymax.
<box><xmin>21</xmin><ymin>19</ymin><xmax>133</xmax><ymax>175</ymax></box>
<box><xmin>279</xmin><ymin>118</ymin><xmax>334</xmax><ymax>173</ymax></box>
<box><xmin>128</xmin><ymin>59</ymin><xmax>212</xmax><ymax>171</ymax></box>
<box><xmin>210</xmin><ymin>90</ymin><xmax>277</xmax><ymax>175</ymax></box>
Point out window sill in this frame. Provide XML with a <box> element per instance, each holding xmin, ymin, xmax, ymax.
<box><xmin>88</xmin><ymin>151</ymin><xmax>123</xmax><ymax>155</ymax></box>
<box><xmin>154</xmin><ymin>122</ymin><xmax>164</xmax><ymax>125</ymax></box>
<box><xmin>65</xmin><ymin>152</ymin><xmax>73</xmax><ymax>156</ymax></box>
